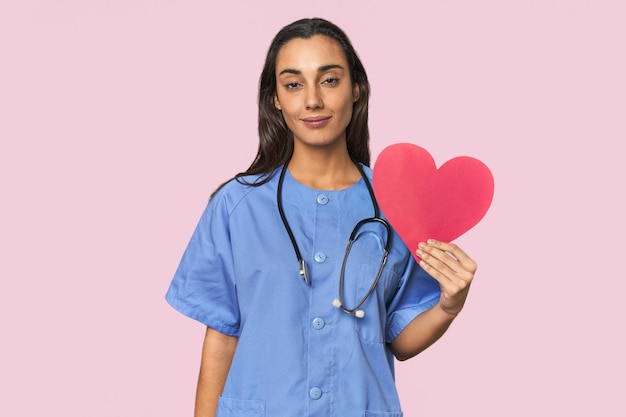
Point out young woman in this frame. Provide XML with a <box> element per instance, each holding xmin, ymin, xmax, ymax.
<box><xmin>166</xmin><ymin>17</ymin><xmax>476</xmax><ymax>417</ymax></box>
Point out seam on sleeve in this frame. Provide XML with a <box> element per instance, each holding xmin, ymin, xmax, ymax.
<box><xmin>165</xmin><ymin>290</ymin><xmax>240</xmax><ymax>337</ymax></box>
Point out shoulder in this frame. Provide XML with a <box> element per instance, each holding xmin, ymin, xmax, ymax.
<box><xmin>210</xmin><ymin>171</ymin><xmax>279</xmax><ymax>214</ymax></box>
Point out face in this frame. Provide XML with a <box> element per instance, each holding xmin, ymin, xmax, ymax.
<box><xmin>274</xmin><ymin>35</ymin><xmax>360</xmax><ymax>153</ymax></box>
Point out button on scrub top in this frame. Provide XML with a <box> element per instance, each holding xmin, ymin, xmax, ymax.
<box><xmin>165</xmin><ymin>165</ymin><xmax>441</xmax><ymax>417</ymax></box>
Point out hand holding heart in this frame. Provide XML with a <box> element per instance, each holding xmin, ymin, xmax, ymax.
<box><xmin>373</xmin><ymin>143</ymin><xmax>493</xmax><ymax>315</ymax></box>
<box><xmin>416</xmin><ymin>239</ymin><xmax>476</xmax><ymax>316</ymax></box>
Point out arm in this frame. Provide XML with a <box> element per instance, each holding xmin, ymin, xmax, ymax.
<box><xmin>390</xmin><ymin>239</ymin><xmax>476</xmax><ymax>361</ymax></box>
<box><xmin>195</xmin><ymin>327</ymin><xmax>238</xmax><ymax>417</ymax></box>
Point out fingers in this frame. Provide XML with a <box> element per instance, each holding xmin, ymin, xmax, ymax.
<box><xmin>417</xmin><ymin>239</ymin><xmax>477</xmax><ymax>276</ymax></box>
<box><xmin>416</xmin><ymin>240</ymin><xmax>476</xmax><ymax>296</ymax></box>
<box><xmin>416</xmin><ymin>243</ymin><xmax>458</xmax><ymax>281</ymax></box>
<box><xmin>416</xmin><ymin>239</ymin><xmax>476</xmax><ymax>316</ymax></box>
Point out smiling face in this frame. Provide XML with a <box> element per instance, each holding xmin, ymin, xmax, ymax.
<box><xmin>274</xmin><ymin>35</ymin><xmax>360</xmax><ymax>155</ymax></box>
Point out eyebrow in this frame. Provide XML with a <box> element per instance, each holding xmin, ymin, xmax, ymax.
<box><xmin>278</xmin><ymin>64</ymin><xmax>345</xmax><ymax>76</ymax></box>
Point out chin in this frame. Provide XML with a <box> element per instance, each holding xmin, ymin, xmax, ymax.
<box><xmin>294</xmin><ymin>132</ymin><xmax>346</xmax><ymax>149</ymax></box>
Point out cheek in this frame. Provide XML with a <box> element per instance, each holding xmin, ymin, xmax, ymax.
<box><xmin>337</xmin><ymin>98</ymin><xmax>355</xmax><ymax>122</ymax></box>
<box><xmin>334</xmin><ymin>89</ymin><xmax>355</xmax><ymax>111</ymax></box>
<box><xmin>278</xmin><ymin>98</ymin><xmax>299</xmax><ymax>118</ymax></box>
<box><xmin>279</xmin><ymin>108</ymin><xmax>300</xmax><ymax>132</ymax></box>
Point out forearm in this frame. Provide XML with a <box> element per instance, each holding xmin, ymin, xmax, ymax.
<box><xmin>390</xmin><ymin>301</ymin><xmax>456</xmax><ymax>361</ymax></box>
<box><xmin>195</xmin><ymin>327</ymin><xmax>238</xmax><ymax>417</ymax></box>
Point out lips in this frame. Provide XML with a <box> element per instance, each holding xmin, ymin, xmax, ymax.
<box><xmin>301</xmin><ymin>116</ymin><xmax>331</xmax><ymax>128</ymax></box>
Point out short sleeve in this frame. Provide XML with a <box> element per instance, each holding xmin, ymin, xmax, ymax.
<box><xmin>385</xmin><ymin>257</ymin><xmax>441</xmax><ymax>342</ymax></box>
<box><xmin>165</xmin><ymin>190</ymin><xmax>241</xmax><ymax>336</ymax></box>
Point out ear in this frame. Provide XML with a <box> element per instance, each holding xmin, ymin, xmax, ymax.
<box><xmin>353</xmin><ymin>84</ymin><xmax>360</xmax><ymax>103</ymax></box>
<box><xmin>274</xmin><ymin>94</ymin><xmax>282</xmax><ymax>110</ymax></box>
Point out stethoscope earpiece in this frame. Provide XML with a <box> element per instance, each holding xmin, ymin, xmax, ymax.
<box><xmin>332</xmin><ymin>299</ymin><xmax>366</xmax><ymax>319</ymax></box>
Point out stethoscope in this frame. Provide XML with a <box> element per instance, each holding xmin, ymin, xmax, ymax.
<box><xmin>277</xmin><ymin>160</ymin><xmax>392</xmax><ymax>318</ymax></box>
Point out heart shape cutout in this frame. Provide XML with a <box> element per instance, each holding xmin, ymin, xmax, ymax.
<box><xmin>373</xmin><ymin>143</ymin><xmax>494</xmax><ymax>262</ymax></box>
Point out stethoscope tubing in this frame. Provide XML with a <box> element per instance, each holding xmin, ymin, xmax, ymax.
<box><xmin>277</xmin><ymin>158</ymin><xmax>392</xmax><ymax>318</ymax></box>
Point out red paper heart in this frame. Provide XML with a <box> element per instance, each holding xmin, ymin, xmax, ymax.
<box><xmin>373</xmin><ymin>143</ymin><xmax>494</xmax><ymax>262</ymax></box>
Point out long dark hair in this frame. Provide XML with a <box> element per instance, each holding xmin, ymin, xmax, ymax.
<box><xmin>236</xmin><ymin>17</ymin><xmax>371</xmax><ymax>186</ymax></box>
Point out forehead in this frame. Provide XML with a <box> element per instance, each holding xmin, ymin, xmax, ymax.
<box><xmin>275</xmin><ymin>35</ymin><xmax>348</xmax><ymax>72</ymax></box>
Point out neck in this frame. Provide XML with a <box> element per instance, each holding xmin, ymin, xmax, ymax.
<box><xmin>288</xmin><ymin>145</ymin><xmax>361</xmax><ymax>190</ymax></box>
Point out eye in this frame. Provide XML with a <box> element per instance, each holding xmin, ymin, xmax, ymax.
<box><xmin>284</xmin><ymin>82</ymin><xmax>301</xmax><ymax>90</ymax></box>
<box><xmin>322</xmin><ymin>77</ymin><xmax>340</xmax><ymax>86</ymax></box>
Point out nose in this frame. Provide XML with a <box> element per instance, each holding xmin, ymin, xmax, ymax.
<box><xmin>305</xmin><ymin>86</ymin><xmax>323</xmax><ymax>110</ymax></box>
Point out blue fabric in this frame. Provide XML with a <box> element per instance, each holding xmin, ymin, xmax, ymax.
<box><xmin>166</xmin><ymin>165</ymin><xmax>441</xmax><ymax>417</ymax></box>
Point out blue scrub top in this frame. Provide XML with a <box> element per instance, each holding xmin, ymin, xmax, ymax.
<box><xmin>166</xmin><ymin>165</ymin><xmax>441</xmax><ymax>417</ymax></box>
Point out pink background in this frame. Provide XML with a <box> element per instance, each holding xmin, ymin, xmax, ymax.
<box><xmin>1</xmin><ymin>1</ymin><xmax>624</xmax><ymax>416</ymax></box>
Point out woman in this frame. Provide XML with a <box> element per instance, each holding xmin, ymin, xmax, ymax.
<box><xmin>166</xmin><ymin>17</ymin><xmax>476</xmax><ymax>417</ymax></box>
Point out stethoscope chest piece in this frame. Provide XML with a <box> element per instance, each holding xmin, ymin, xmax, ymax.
<box><xmin>299</xmin><ymin>259</ymin><xmax>310</xmax><ymax>286</ymax></box>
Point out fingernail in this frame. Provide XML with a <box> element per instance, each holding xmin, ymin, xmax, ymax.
<box><xmin>416</xmin><ymin>248</ymin><xmax>423</xmax><ymax>256</ymax></box>
<box><xmin>427</xmin><ymin>239</ymin><xmax>436</xmax><ymax>245</ymax></box>
<box><xmin>418</xmin><ymin>242</ymin><xmax>426</xmax><ymax>249</ymax></box>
